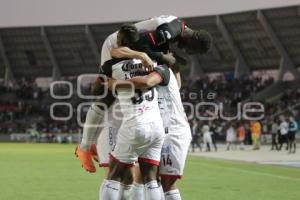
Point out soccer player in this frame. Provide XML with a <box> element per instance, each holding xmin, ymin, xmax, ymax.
<box><xmin>226</xmin><ymin>124</ymin><xmax>236</xmax><ymax>151</ymax></box>
<box><xmin>77</xmin><ymin>14</ymin><xmax>211</xmax><ymax>199</ymax></box>
<box><xmin>288</xmin><ymin>116</ymin><xmax>298</xmax><ymax>153</ymax></box>
<box><xmin>75</xmin><ymin>80</ymin><xmax>116</xmax><ymax>172</ymax></box>
<box><xmin>202</xmin><ymin>125</ymin><xmax>213</xmax><ymax>152</ymax></box>
<box><xmin>279</xmin><ymin>117</ymin><xmax>289</xmax><ymax>151</ymax></box>
<box><xmin>75</xmin><ymin>15</ymin><xmax>188</xmax><ymax>172</ymax></box>
<box><xmin>99</xmin><ymin>58</ymin><xmax>170</xmax><ymax>200</ymax></box>
<box><xmin>271</xmin><ymin>118</ymin><xmax>279</xmax><ymax>151</ymax></box>
<box><xmin>113</xmin><ymin>21</ymin><xmax>211</xmax><ymax>200</ymax></box>
<box><xmin>109</xmin><ymin>63</ymin><xmax>192</xmax><ymax>200</ymax></box>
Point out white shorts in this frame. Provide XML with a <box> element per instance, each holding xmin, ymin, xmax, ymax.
<box><xmin>159</xmin><ymin>127</ymin><xmax>192</xmax><ymax>179</ymax></box>
<box><xmin>96</xmin><ymin>124</ymin><xmax>117</xmax><ymax>167</ymax></box>
<box><xmin>110</xmin><ymin>120</ymin><xmax>165</xmax><ymax>167</ymax></box>
<box><xmin>203</xmin><ymin>132</ymin><xmax>212</xmax><ymax>144</ymax></box>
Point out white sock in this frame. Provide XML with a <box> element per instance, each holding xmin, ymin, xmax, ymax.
<box><xmin>165</xmin><ymin>189</ymin><xmax>181</xmax><ymax>200</ymax></box>
<box><xmin>132</xmin><ymin>182</ymin><xmax>144</xmax><ymax>200</ymax></box>
<box><xmin>80</xmin><ymin>104</ymin><xmax>105</xmax><ymax>150</ymax></box>
<box><xmin>99</xmin><ymin>179</ymin><xmax>122</xmax><ymax>200</ymax></box>
<box><xmin>145</xmin><ymin>180</ymin><xmax>162</xmax><ymax>200</ymax></box>
<box><xmin>159</xmin><ymin>183</ymin><xmax>165</xmax><ymax>200</ymax></box>
<box><xmin>121</xmin><ymin>184</ymin><xmax>133</xmax><ymax>200</ymax></box>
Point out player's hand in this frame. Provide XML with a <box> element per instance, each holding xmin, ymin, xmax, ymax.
<box><xmin>139</xmin><ymin>53</ymin><xmax>154</xmax><ymax>71</ymax></box>
<box><xmin>107</xmin><ymin>78</ymin><xmax>115</xmax><ymax>90</ymax></box>
<box><xmin>162</xmin><ymin>52</ymin><xmax>176</xmax><ymax>66</ymax></box>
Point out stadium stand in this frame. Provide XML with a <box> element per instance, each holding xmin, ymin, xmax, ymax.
<box><xmin>0</xmin><ymin>5</ymin><xmax>299</xmax><ymax>142</ymax></box>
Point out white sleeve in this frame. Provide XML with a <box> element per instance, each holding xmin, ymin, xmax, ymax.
<box><xmin>100</xmin><ymin>32</ymin><xmax>118</xmax><ymax>65</ymax></box>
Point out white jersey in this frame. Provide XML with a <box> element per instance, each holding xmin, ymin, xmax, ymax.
<box><xmin>111</xmin><ymin>59</ymin><xmax>161</xmax><ymax>126</ymax></box>
<box><xmin>280</xmin><ymin>121</ymin><xmax>289</xmax><ymax>135</ymax></box>
<box><xmin>100</xmin><ymin>15</ymin><xmax>178</xmax><ymax>65</ymax></box>
<box><xmin>157</xmin><ymin>69</ymin><xmax>189</xmax><ymax>133</ymax></box>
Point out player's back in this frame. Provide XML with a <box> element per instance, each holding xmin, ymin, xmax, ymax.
<box><xmin>157</xmin><ymin>68</ymin><xmax>189</xmax><ymax>133</ymax></box>
<box><xmin>101</xmin><ymin>15</ymin><xmax>178</xmax><ymax>64</ymax></box>
<box><xmin>135</xmin><ymin>15</ymin><xmax>177</xmax><ymax>33</ymax></box>
<box><xmin>110</xmin><ymin>59</ymin><xmax>161</xmax><ymax>126</ymax></box>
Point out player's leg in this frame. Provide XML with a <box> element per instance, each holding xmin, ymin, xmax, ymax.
<box><xmin>97</xmin><ymin>121</ymin><xmax>134</xmax><ymax>199</ymax></box>
<box><xmin>100</xmin><ymin>140</ymin><xmax>135</xmax><ymax>199</ymax></box>
<box><xmin>132</xmin><ymin>165</ymin><xmax>145</xmax><ymax>200</ymax></box>
<box><xmin>80</xmin><ymin>104</ymin><xmax>105</xmax><ymax>150</ymax></box>
<box><xmin>203</xmin><ymin>136</ymin><xmax>207</xmax><ymax>151</ymax></box>
<box><xmin>96</xmin><ymin>125</ymin><xmax>114</xmax><ymax>178</ymax></box>
<box><xmin>161</xmin><ymin>177</ymin><xmax>181</xmax><ymax>200</ymax></box>
<box><xmin>139</xmin><ymin>161</ymin><xmax>162</xmax><ymax>200</ymax></box>
<box><xmin>120</xmin><ymin>167</ymin><xmax>134</xmax><ymax>199</ymax></box>
<box><xmin>191</xmin><ymin>137</ymin><xmax>195</xmax><ymax>152</ymax></box>
<box><xmin>75</xmin><ymin>104</ymin><xmax>106</xmax><ymax>172</ymax></box>
<box><xmin>208</xmin><ymin>135</ymin><xmax>213</xmax><ymax>152</ymax></box>
<box><xmin>138</xmin><ymin>121</ymin><xmax>165</xmax><ymax>200</ymax></box>
<box><xmin>293</xmin><ymin>139</ymin><xmax>296</xmax><ymax>153</ymax></box>
<box><xmin>271</xmin><ymin>134</ymin><xmax>275</xmax><ymax>150</ymax></box>
<box><xmin>160</xmin><ymin>130</ymin><xmax>191</xmax><ymax>200</ymax></box>
<box><xmin>291</xmin><ymin>134</ymin><xmax>296</xmax><ymax>153</ymax></box>
<box><xmin>288</xmin><ymin>134</ymin><xmax>292</xmax><ymax>153</ymax></box>
<box><xmin>100</xmin><ymin>160</ymin><xmax>133</xmax><ymax>200</ymax></box>
<box><xmin>227</xmin><ymin>141</ymin><xmax>231</xmax><ymax>150</ymax></box>
<box><xmin>212</xmin><ymin>135</ymin><xmax>217</xmax><ymax>151</ymax></box>
<box><xmin>76</xmin><ymin>76</ymin><xmax>112</xmax><ymax>172</ymax></box>
<box><xmin>285</xmin><ymin>135</ymin><xmax>289</xmax><ymax>150</ymax></box>
<box><xmin>278</xmin><ymin>134</ymin><xmax>283</xmax><ymax>150</ymax></box>
<box><xmin>100</xmin><ymin>121</ymin><xmax>141</xmax><ymax>200</ymax></box>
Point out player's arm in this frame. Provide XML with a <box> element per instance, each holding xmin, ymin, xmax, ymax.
<box><xmin>108</xmin><ymin>73</ymin><xmax>161</xmax><ymax>89</ymax></box>
<box><xmin>169</xmin><ymin>63</ymin><xmax>182</xmax><ymax>89</ymax></box>
<box><xmin>108</xmin><ymin>65</ymin><xmax>170</xmax><ymax>90</ymax></box>
<box><xmin>143</xmin><ymin>48</ymin><xmax>176</xmax><ymax>67</ymax></box>
<box><xmin>174</xmin><ymin>71</ymin><xmax>182</xmax><ymax>89</ymax></box>
<box><xmin>110</xmin><ymin>47</ymin><xmax>154</xmax><ymax>70</ymax></box>
<box><xmin>139</xmin><ymin>33</ymin><xmax>176</xmax><ymax>66</ymax></box>
<box><xmin>169</xmin><ymin>51</ymin><xmax>187</xmax><ymax>88</ymax></box>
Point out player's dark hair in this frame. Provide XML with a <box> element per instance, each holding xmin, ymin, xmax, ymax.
<box><xmin>118</xmin><ymin>24</ymin><xmax>139</xmax><ymax>47</ymax></box>
<box><xmin>181</xmin><ymin>29</ymin><xmax>212</xmax><ymax>54</ymax></box>
<box><xmin>191</xmin><ymin>30</ymin><xmax>212</xmax><ymax>54</ymax></box>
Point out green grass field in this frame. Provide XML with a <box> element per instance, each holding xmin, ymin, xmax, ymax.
<box><xmin>1</xmin><ymin>143</ymin><xmax>300</xmax><ymax>200</ymax></box>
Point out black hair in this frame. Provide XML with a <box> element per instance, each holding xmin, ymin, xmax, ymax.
<box><xmin>118</xmin><ymin>24</ymin><xmax>139</xmax><ymax>47</ymax></box>
<box><xmin>181</xmin><ymin>30</ymin><xmax>212</xmax><ymax>54</ymax></box>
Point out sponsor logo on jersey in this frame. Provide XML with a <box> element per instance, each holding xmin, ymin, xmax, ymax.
<box><xmin>121</xmin><ymin>61</ymin><xmax>143</xmax><ymax>72</ymax></box>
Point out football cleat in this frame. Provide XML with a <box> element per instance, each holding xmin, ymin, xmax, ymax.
<box><xmin>75</xmin><ymin>145</ymin><xmax>96</xmax><ymax>173</ymax></box>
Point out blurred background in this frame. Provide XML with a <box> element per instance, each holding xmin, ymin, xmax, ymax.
<box><xmin>1</xmin><ymin>2</ymin><xmax>300</xmax><ymax>200</ymax></box>
<box><xmin>0</xmin><ymin>0</ymin><xmax>299</xmax><ymax>152</ymax></box>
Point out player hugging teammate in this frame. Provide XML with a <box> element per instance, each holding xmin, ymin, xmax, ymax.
<box><xmin>75</xmin><ymin>15</ymin><xmax>212</xmax><ymax>200</ymax></box>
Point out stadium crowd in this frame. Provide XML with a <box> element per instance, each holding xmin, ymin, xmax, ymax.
<box><xmin>185</xmin><ymin>74</ymin><xmax>300</xmax><ymax>153</ymax></box>
<box><xmin>0</xmin><ymin>73</ymin><xmax>299</xmax><ymax>147</ymax></box>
